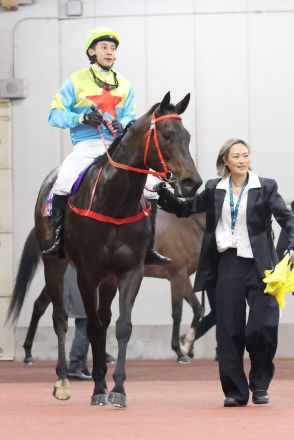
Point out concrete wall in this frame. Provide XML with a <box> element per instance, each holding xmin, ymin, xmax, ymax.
<box><xmin>1</xmin><ymin>0</ymin><xmax>294</xmax><ymax>360</ymax></box>
<box><xmin>0</xmin><ymin>100</ymin><xmax>14</xmax><ymax>359</ymax></box>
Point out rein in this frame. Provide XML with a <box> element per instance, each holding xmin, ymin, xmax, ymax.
<box><xmin>69</xmin><ymin>112</ymin><xmax>181</xmax><ymax>224</ymax></box>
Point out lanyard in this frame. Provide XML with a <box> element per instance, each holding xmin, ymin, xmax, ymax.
<box><xmin>229</xmin><ymin>174</ymin><xmax>249</xmax><ymax>231</ymax></box>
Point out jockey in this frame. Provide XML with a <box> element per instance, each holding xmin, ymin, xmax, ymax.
<box><xmin>42</xmin><ymin>26</ymin><xmax>171</xmax><ymax>265</ymax></box>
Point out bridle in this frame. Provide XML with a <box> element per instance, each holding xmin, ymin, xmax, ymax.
<box><xmin>99</xmin><ymin>111</ymin><xmax>182</xmax><ymax>182</ymax></box>
<box><xmin>68</xmin><ymin>111</ymin><xmax>182</xmax><ymax>224</ymax></box>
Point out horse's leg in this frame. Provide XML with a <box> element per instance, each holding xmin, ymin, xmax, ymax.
<box><xmin>181</xmin><ymin>287</ymin><xmax>212</xmax><ymax>357</ymax></box>
<box><xmin>90</xmin><ymin>279</ymin><xmax>117</xmax><ymax>406</ymax></box>
<box><xmin>23</xmin><ymin>286</ymin><xmax>51</xmax><ymax>364</ymax></box>
<box><xmin>98</xmin><ymin>280</ymin><xmax>117</xmax><ymax>367</ymax></box>
<box><xmin>75</xmin><ymin>273</ymin><xmax>110</xmax><ymax>406</ymax></box>
<box><xmin>170</xmin><ymin>272</ymin><xmax>191</xmax><ymax>364</ymax></box>
<box><xmin>194</xmin><ymin>287</ymin><xmax>217</xmax><ymax>360</ymax></box>
<box><xmin>44</xmin><ymin>258</ymin><xmax>70</xmax><ymax>400</ymax></box>
<box><xmin>108</xmin><ymin>267</ymin><xmax>143</xmax><ymax>408</ymax></box>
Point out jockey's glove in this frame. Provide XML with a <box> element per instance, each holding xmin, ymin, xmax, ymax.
<box><xmin>289</xmin><ymin>249</ymin><xmax>294</xmax><ymax>262</ymax></box>
<box><xmin>83</xmin><ymin>110</ymin><xmax>103</xmax><ymax>127</ymax></box>
<box><xmin>105</xmin><ymin>119</ymin><xmax>124</xmax><ymax>133</ymax></box>
<box><xmin>112</xmin><ymin>120</ymin><xmax>124</xmax><ymax>131</ymax></box>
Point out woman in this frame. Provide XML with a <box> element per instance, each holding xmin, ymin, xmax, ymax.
<box><xmin>155</xmin><ymin>138</ymin><xmax>294</xmax><ymax>407</ymax></box>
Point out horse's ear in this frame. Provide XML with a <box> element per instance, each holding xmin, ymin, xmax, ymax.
<box><xmin>159</xmin><ymin>92</ymin><xmax>171</xmax><ymax>112</ymax></box>
<box><xmin>175</xmin><ymin>93</ymin><xmax>190</xmax><ymax>115</ymax></box>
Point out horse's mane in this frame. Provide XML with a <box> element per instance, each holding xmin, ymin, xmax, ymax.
<box><xmin>94</xmin><ymin>133</ymin><xmax>123</xmax><ymax>169</ymax></box>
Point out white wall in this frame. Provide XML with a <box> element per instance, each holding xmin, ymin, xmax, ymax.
<box><xmin>1</xmin><ymin>0</ymin><xmax>294</xmax><ymax>357</ymax></box>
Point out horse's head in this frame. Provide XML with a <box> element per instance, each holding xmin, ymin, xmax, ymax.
<box><xmin>142</xmin><ymin>92</ymin><xmax>202</xmax><ymax>197</ymax></box>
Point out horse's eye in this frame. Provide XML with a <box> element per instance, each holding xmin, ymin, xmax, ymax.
<box><xmin>162</xmin><ymin>130</ymin><xmax>174</xmax><ymax>141</ymax></box>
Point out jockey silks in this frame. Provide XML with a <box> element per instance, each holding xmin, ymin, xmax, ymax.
<box><xmin>48</xmin><ymin>66</ymin><xmax>136</xmax><ymax>145</ymax></box>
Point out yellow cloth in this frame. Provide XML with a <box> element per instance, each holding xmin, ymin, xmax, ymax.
<box><xmin>263</xmin><ymin>254</ymin><xmax>294</xmax><ymax>309</ymax></box>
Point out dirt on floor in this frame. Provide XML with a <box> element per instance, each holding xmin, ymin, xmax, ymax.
<box><xmin>0</xmin><ymin>359</ymin><xmax>294</xmax><ymax>440</ymax></box>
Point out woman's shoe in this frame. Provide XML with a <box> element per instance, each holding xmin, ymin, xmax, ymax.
<box><xmin>224</xmin><ymin>397</ymin><xmax>247</xmax><ymax>407</ymax></box>
<box><xmin>252</xmin><ymin>390</ymin><xmax>269</xmax><ymax>404</ymax></box>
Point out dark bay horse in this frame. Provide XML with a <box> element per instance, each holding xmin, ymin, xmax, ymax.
<box><xmin>14</xmin><ymin>210</ymin><xmax>205</xmax><ymax>367</ymax></box>
<box><xmin>8</xmin><ymin>92</ymin><xmax>202</xmax><ymax>407</ymax></box>
<box><xmin>145</xmin><ymin>210</ymin><xmax>206</xmax><ymax>361</ymax></box>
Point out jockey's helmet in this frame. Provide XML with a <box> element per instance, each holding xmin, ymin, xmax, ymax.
<box><xmin>85</xmin><ymin>27</ymin><xmax>120</xmax><ymax>54</ymax></box>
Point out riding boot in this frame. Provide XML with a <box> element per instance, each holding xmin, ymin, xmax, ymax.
<box><xmin>41</xmin><ymin>194</ymin><xmax>68</xmax><ymax>259</ymax></box>
<box><xmin>145</xmin><ymin>199</ymin><xmax>172</xmax><ymax>265</ymax></box>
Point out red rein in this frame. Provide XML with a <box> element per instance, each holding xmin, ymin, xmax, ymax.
<box><xmin>69</xmin><ymin>112</ymin><xmax>181</xmax><ymax>224</ymax></box>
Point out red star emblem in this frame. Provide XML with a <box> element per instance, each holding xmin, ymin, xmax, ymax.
<box><xmin>86</xmin><ymin>86</ymin><xmax>122</xmax><ymax>119</ymax></box>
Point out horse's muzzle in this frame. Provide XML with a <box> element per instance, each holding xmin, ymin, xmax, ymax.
<box><xmin>174</xmin><ymin>177</ymin><xmax>203</xmax><ymax>198</ymax></box>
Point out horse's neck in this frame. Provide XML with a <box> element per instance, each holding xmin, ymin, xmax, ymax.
<box><xmin>91</xmin><ymin>135</ymin><xmax>148</xmax><ymax>216</ymax></box>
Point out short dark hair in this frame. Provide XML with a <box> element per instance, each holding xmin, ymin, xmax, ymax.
<box><xmin>87</xmin><ymin>37</ymin><xmax>118</xmax><ymax>64</ymax></box>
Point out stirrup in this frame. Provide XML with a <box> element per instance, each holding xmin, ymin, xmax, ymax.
<box><xmin>145</xmin><ymin>249</ymin><xmax>172</xmax><ymax>265</ymax></box>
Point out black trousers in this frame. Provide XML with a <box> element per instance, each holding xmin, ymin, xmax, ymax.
<box><xmin>215</xmin><ymin>249</ymin><xmax>279</xmax><ymax>404</ymax></box>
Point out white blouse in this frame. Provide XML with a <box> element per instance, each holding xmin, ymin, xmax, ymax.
<box><xmin>215</xmin><ymin>171</ymin><xmax>261</xmax><ymax>258</ymax></box>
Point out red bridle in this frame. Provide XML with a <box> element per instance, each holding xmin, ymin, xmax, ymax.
<box><xmin>68</xmin><ymin>112</ymin><xmax>182</xmax><ymax>225</ymax></box>
<box><xmin>100</xmin><ymin>112</ymin><xmax>182</xmax><ymax>180</ymax></box>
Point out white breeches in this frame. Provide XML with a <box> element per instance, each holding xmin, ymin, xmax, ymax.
<box><xmin>53</xmin><ymin>138</ymin><xmax>159</xmax><ymax>199</ymax></box>
<box><xmin>53</xmin><ymin>139</ymin><xmax>105</xmax><ymax>195</ymax></box>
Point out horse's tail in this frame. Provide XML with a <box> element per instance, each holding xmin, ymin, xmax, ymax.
<box><xmin>7</xmin><ymin>228</ymin><xmax>41</xmax><ymax>323</ymax></box>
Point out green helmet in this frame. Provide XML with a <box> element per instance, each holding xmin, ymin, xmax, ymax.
<box><xmin>85</xmin><ymin>26</ymin><xmax>120</xmax><ymax>53</ymax></box>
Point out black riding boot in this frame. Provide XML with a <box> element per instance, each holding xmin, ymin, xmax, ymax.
<box><xmin>41</xmin><ymin>194</ymin><xmax>68</xmax><ymax>258</ymax></box>
<box><xmin>145</xmin><ymin>199</ymin><xmax>172</xmax><ymax>265</ymax></box>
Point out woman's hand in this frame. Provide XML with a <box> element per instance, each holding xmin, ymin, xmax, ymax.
<box><xmin>153</xmin><ymin>181</ymin><xmax>167</xmax><ymax>193</ymax></box>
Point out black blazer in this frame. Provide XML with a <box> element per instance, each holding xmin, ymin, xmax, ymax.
<box><xmin>276</xmin><ymin>203</ymin><xmax>294</xmax><ymax>260</ymax></box>
<box><xmin>157</xmin><ymin>176</ymin><xmax>294</xmax><ymax>292</ymax></box>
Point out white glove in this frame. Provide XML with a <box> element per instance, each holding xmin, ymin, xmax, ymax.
<box><xmin>289</xmin><ymin>250</ymin><xmax>294</xmax><ymax>261</ymax></box>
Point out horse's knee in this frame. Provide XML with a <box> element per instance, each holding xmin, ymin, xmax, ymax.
<box><xmin>116</xmin><ymin>321</ymin><xmax>132</xmax><ymax>340</ymax></box>
<box><xmin>52</xmin><ymin>315</ymin><xmax>68</xmax><ymax>334</ymax></box>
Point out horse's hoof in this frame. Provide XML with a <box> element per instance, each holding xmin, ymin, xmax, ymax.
<box><xmin>53</xmin><ymin>379</ymin><xmax>71</xmax><ymax>400</ymax></box>
<box><xmin>187</xmin><ymin>349</ymin><xmax>194</xmax><ymax>359</ymax></box>
<box><xmin>180</xmin><ymin>337</ymin><xmax>194</xmax><ymax>358</ymax></box>
<box><xmin>108</xmin><ymin>392</ymin><xmax>127</xmax><ymax>408</ymax></box>
<box><xmin>24</xmin><ymin>357</ymin><xmax>34</xmax><ymax>364</ymax></box>
<box><xmin>179</xmin><ymin>342</ymin><xmax>189</xmax><ymax>356</ymax></box>
<box><xmin>180</xmin><ymin>328</ymin><xmax>196</xmax><ymax>356</ymax></box>
<box><xmin>177</xmin><ymin>355</ymin><xmax>191</xmax><ymax>364</ymax></box>
<box><xmin>91</xmin><ymin>394</ymin><xmax>109</xmax><ymax>406</ymax></box>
